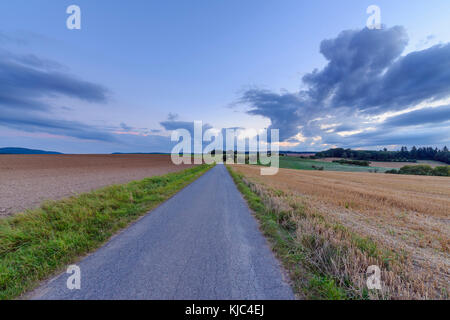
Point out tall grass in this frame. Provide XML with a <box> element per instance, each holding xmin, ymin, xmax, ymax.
<box><xmin>0</xmin><ymin>164</ymin><xmax>212</xmax><ymax>300</ymax></box>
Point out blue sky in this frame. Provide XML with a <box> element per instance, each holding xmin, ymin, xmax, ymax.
<box><xmin>0</xmin><ymin>0</ymin><xmax>449</xmax><ymax>153</ymax></box>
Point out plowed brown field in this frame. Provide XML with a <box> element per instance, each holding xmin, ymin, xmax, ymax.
<box><xmin>0</xmin><ymin>154</ymin><xmax>193</xmax><ymax>216</ymax></box>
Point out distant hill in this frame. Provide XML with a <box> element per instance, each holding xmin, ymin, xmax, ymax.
<box><xmin>0</xmin><ymin>147</ymin><xmax>62</xmax><ymax>155</ymax></box>
<box><xmin>112</xmin><ymin>152</ymin><xmax>167</xmax><ymax>155</ymax></box>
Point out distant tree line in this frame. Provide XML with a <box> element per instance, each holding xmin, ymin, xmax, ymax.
<box><xmin>314</xmin><ymin>146</ymin><xmax>450</xmax><ymax>164</ymax></box>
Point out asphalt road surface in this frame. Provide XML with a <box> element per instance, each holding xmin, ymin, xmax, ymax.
<box><xmin>30</xmin><ymin>164</ymin><xmax>294</xmax><ymax>300</ymax></box>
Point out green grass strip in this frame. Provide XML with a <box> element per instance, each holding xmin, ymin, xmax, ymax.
<box><xmin>0</xmin><ymin>164</ymin><xmax>213</xmax><ymax>300</ymax></box>
<box><xmin>278</xmin><ymin>157</ymin><xmax>389</xmax><ymax>173</ymax></box>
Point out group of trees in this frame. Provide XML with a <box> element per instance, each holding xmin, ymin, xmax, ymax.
<box><xmin>332</xmin><ymin>159</ymin><xmax>370</xmax><ymax>166</ymax></box>
<box><xmin>386</xmin><ymin>165</ymin><xmax>450</xmax><ymax>177</ymax></box>
<box><xmin>314</xmin><ymin>146</ymin><xmax>450</xmax><ymax>164</ymax></box>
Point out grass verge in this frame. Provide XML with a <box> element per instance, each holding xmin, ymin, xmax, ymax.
<box><xmin>0</xmin><ymin>164</ymin><xmax>213</xmax><ymax>300</ymax></box>
<box><xmin>227</xmin><ymin>166</ymin><xmax>444</xmax><ymax>299</ymax></box>
<box><xmin>226</xmin><ymin>166</ymin><xmax>345</xmax><ymax>299</ymax></box>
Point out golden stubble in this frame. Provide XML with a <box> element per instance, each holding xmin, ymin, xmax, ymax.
<box><xmin>232</xmin><ymin>165</ymin><xmax>450</xmax><ymax>298</ymax></box>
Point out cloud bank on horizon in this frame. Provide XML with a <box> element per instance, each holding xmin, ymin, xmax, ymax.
<box><xmin>1</xmin><ymin>25</ymin><xmax>449</xmax><ymax>152</ymax></box>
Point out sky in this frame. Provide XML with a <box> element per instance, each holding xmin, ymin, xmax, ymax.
<box><xmin>0</xmin><ymin>0</ymin><xmax>449</xmax><ymax>153</ymax></box>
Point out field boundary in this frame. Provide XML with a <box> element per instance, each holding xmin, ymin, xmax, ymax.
<box><xmin>0</xmin><ymin>164</ymin><xmax>213</xmax><ymax>300</ymax></box>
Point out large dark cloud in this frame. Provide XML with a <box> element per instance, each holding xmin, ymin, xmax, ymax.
<box><xmin>304</xmin><ymin>26</ymin><xmax>450</xmax><ymax>113</ymax></box>
<box><xmin>303</xmin><ymin>26</ymin><xmax>408</xmax><ymax>111</ymax></box>
<box><xmin>241</xmin><ymin>26</ymin><xmax>450</xmax><ymax>147</ymax></box>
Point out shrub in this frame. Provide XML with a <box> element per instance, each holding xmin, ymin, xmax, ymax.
<box><xmin>432</xmin><ymin>166</ymin><xmax>450</xmax><ymax>177</ymax></box>
<box><xmin>398</xmin><ymin>165</ymin><xmax>433</xmax><ymax>176</ymax></box>
<box><xmin>332</xmin><ymin>159</ymin><xmax>370</xmax><ymax>166</ymax></box>
<box><xmin>386</xmin><ymin>165</ymin><xmax>450</xmax><ymax>177</ymax></box>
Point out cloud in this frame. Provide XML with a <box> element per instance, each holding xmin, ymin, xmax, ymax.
<box><xmin>115</xmin><ymin>133</ymin><xmax>174</xmax><ymax>153</ymax></box>
<box><xmin>376</xmin><ymin>44</ymin><xmax>450</xmax><ymax>111</ymax></box>
<box><xmin>160</xmin><ymin>120</ymin><xmax>212</xmax><ymax>135</ymax></box>
<box><xmin>325</xmin><ymin>126</ymin><xmax>450</xmax><ymax>149</ymax></box>
<box><xmin>416</xmin><ymin>34</ymin><xmax>437</xmax><ymax>50</ymax></box>
<box><xmin>0</xmin><ymin>56</ymin><xmax>108</xmax><ymax>111</ymax></box>
<box><xmin>0</xmin><ymin>31</ymin><xmax>27</xmax><ymax>46</ymax></box>
<box><xmin>241</xmin><ymin>90</ymin><xmax>306</xmax><ymax>141</ymax></box>
<box><xmin>383</xmin><ymin>105</ymin><xmax>450</xmax><ymax>127</ymax></box>
<box><xmin>0</xmin><ymin>41</ymin><xmax>113</xmax><ymax>143</ymax></box>
<box><xmin>5</xmin><ymin>51</ymin><xmax>64</xmax><ymax>70</ymax></box>
<box><xmin>112</xmin><ymin>123</ymin><xmax>163</xmax><ymax>138</ymax></box>
<box><xmin>303</xmin><ymin>26</ymin><xmax>409</xmax><ymax>111</ymax></box>
<box><xmin>240</xmin><ymin>26</ymin><xmax>450</xmax><ymax>148</ymax></box>
<box><xmin>120</xmin><ymin>122</ymin><xmax>133</xmax><ymax>132</ymax></box>
<box><xmin>167</xmin><ymin>113</ymin><xmax>179</xmax><ymax>121</ymax></box>
<box><xmin>0</xmin><ymin>109</ymin><xmax>118</xmax><ymax>142</ymax></box>
<box><xmin>160</xmin><ymin>113</ymin><xmax>212</xmax><ymax>135</ymax></box>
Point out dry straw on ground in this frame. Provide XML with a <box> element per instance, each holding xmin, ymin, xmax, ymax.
<box><xmin>232</xmin><ymin>165</ymin><xmax>450</xmax><ymax>299</ymax></box>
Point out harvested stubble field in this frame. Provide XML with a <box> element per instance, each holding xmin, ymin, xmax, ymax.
<box><xmin>0</xmin><ymin>154</ymin><xmax>193</xmax><ymax>216</ymax></box>
<box><xmin>231</xmin><ymin>165</ymin><xmax>450</xmax><ymax>299</ymax></box>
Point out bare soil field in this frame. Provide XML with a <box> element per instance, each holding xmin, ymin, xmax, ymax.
<box><xmin>231</xmin><ymin>165</ymin><xmax>450</xmax><ymax>299</ymax></box>
<box><xmin>318</xmin><ymin>157</ymin><xmax>447</xmax><ymax>168</ymax></box>
<box><xmin>0</xmin><ymin>154</ymin><xmax>193</xmax><ymax>216</ymax></box>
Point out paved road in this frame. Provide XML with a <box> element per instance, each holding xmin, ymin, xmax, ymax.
<box><xmin>31</xmin><ymin>164</ymin><xmax>294</xmax><ymax>300</ymax></box>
